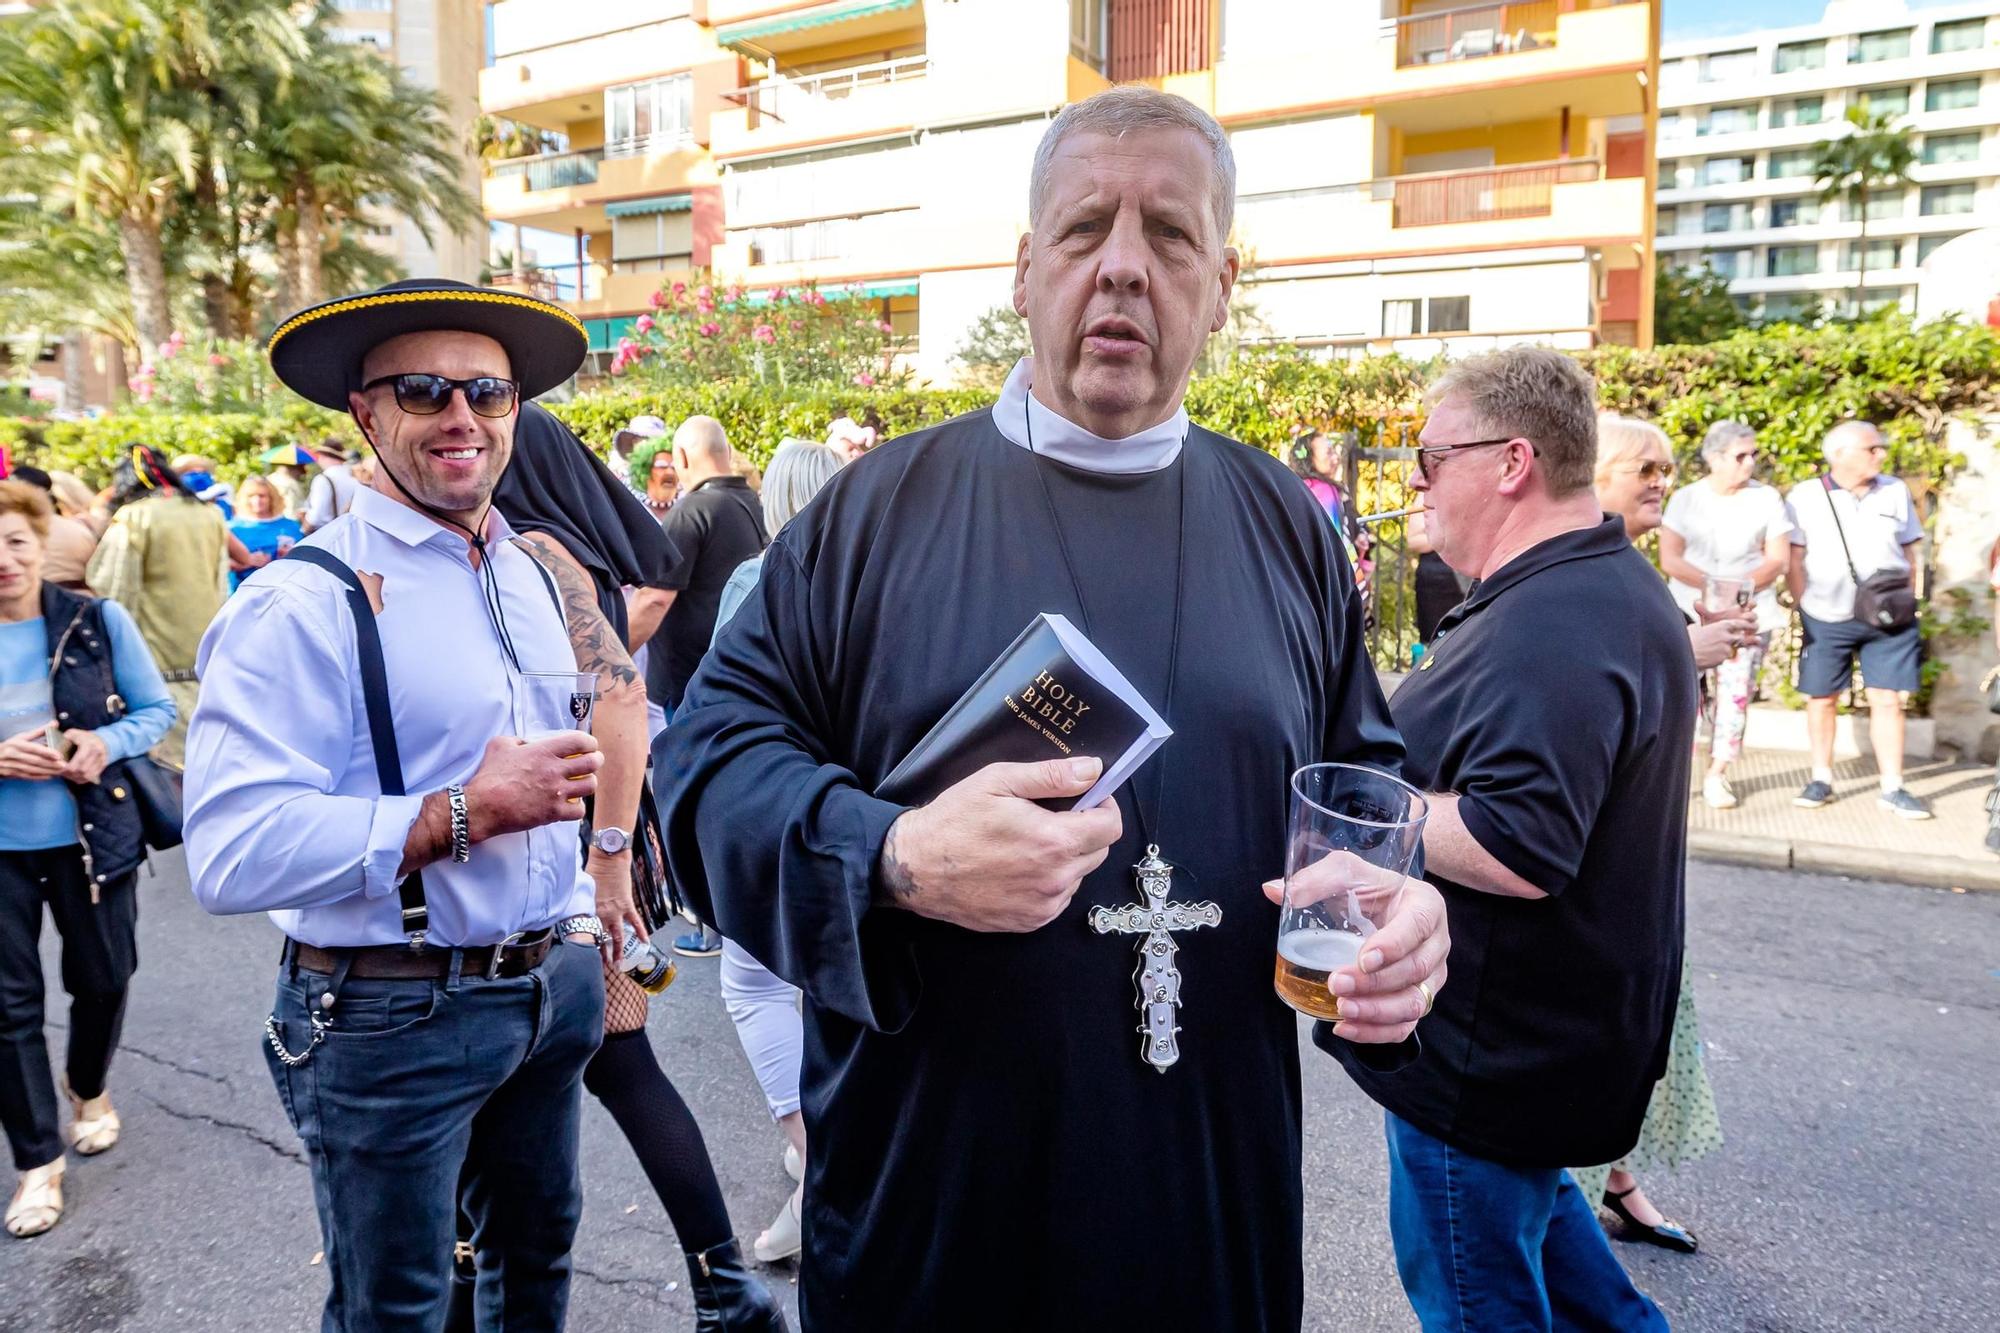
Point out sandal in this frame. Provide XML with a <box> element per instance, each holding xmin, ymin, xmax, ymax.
<box><xmin>1603</xmin><ymin>1185</ymin><xmax>1698</xmax><ymax>1254</ymax></box>
<box><xmin>5</xmin><ymin>1160</ymin><xmax>65</xmax><ymax>1238</ymax></box>
<box><xmin>62</xmin><ymin>1077</ymin><xmax>120</xmax><ymax>1156</ymax></box>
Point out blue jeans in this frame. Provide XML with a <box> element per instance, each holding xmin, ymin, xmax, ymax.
<box><xmin>1385</xmin><ymin>1112</ymin><xmax>1670</xmax><ymax>1332</ymax></box>
<box><xmin>263</xmin><ymin>936</ymin><xmax>605</xmax><ymax>1333</ymax></box>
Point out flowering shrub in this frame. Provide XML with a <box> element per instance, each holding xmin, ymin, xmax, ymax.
<box><xmin>130</xmin><ymin>334</ymin><xmax>282</xmax><ymax>414</ymax></box>
<box><xmin>611</xmin><ymin>278</ymin><xmax>907</xmax><ymax>391</ymax></box>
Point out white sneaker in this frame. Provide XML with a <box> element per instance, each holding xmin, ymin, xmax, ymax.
<box><xmin>1701</xmin><ymin>775</ymin><xmax>1738</xmax><ymax>809</ymax></box>
<box><xmin>753</xmin><ymin>1189</ymin><xmax>802</xmax><ymax>1263</ymax></box>
<box><xmin>782</xmin><ymin>1142</ymin><xmax>803</xmax><ymax>1183</ymax></box>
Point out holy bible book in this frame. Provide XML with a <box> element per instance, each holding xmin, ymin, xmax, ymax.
<box><xmin>878</xmin><ymin>613</ymin><xmax>1172</xmax><ymax>811</ymax></box>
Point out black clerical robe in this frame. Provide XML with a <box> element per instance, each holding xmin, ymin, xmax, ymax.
<box><xmin>655</xmin><ymin>408</ymin><xmax>1404</xmax><ymax>1331</ymax></box>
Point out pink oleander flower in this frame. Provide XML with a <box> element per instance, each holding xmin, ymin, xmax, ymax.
<box><xmin>726</xmin><ymin>284</ymin><xmax>745</xmax><ymax>302</ymax></box>
<box><xmin>649</xmin><ymin>289</ymin><xmax>666</xmax><ymax>309</ymax></box>
<box><xmin>671</xmin><ymin>280</ymin><xmax>686</xmax><ymax>297</ymax></box>
<box><xmin>878</xmin><ymin>320</ymin><xmax>894</xmax><ymax>334</ymax></box>
<box><xmin>771</xmin><ymin>287</ymin><xmax>789</xmax><ymax>303</ymax></box>
<box><xmin>695</xmin><ymin>298</ymin><xmax>714</xmax><ymax>314</ymax></box>
<box><xmin>804</xmin><ymin>290</ymin><xmax>827</xmax><ymax>307</ymax></box>
<box><xmin>752</xmin><ymin>323</ymin><xmax>776</xmax><ymax>344</ymax></box>
<box><xmin>853</xmin><ymin>371</ymin><xmax>876</xmax><ymax>388</ymax></box>
<box><xmin>208</xmin><ymin>353</ymin><xmax>229</xmax><ymax>367</ymax></box>
<box><xmin>698</xmin><ymin>321</ymin><xmax>721</xmax><ymax>338</ymax></box>
<box><xmin>696</xmin><ymin>284</ymin><xmax>712</xmax><ymax>301</ymax></box>
<box><xmin>634</xmin><ymin>314</ymin><xmax>655</xmax><ymax>335</ymax></box>
<box><xmin>618</xmin><ymin>336</ymin><xmax>637</xmax><ymax>352</ymax></box>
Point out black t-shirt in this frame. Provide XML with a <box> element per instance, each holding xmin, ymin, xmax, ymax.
<box><xmin>647</xmin><ymin>476</ymin><xmax>768</xmax><ymax>708</ymax></box>
<box><xmin>1329</xmin><ymin>516</ymin><xmax>1695</xmax><ymax>1168</ymax></box>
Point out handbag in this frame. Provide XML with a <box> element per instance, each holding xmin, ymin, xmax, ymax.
<box><xmin>121</xmin><ymin>754</ymin><xmax>183</xmax><ymax>852</ymax></box>
<box><xmin>1819</xmin><ymin>477</ymin><xmax>1918</xmax><ymax>632</ymax></box>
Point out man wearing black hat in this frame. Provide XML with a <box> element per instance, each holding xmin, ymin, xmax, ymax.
<box><xmin>184</xmin><ymin>280</ymin><xmax>612</xmax><ymax>1331</ymax></box>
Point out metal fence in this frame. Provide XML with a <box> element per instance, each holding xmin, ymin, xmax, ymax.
<box><xmin>1334</xmin><ymin>419</ymin><xmax>1429</xmax><ymax>673</ymax></box>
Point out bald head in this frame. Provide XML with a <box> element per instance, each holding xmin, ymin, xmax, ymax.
<box><xmin>673</xmin><ymin>415</ymin><xmax>733</xmax><ymax>485</ymax></box>
<box><xmin>1823</xmin><ymin>419</ymin><xmax>1886</xmax><ymax>487</ymax></box>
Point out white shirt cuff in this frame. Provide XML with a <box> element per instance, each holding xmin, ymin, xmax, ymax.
<box><xmin>363</xmin><ymin>795</ymin><xmax>428</xmax><ymax>900</ymax></box>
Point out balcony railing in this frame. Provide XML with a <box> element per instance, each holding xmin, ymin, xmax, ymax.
<box><xmin>1378</xmin><ymin>158</ymin><xmax>1601</xmax><ymax>227</ymax></box>
<box><xmin>1394</xmin><ymin>0</ymin><xmax>1569</xmax><ymax>67</ymax></box>
<box><xmin>489</xmin><ymin>148</ymin><xmax>604</xmax><ymax>193</ymax></box>
<box><xmin>489</xmin><ymin>261</ymin><xmax>602</xmax><ymax>303</ymax></box>
<box><xmin>729</xmin><ymin>55</ymin><xmax>929</xmax><ymax>127</ymax></box>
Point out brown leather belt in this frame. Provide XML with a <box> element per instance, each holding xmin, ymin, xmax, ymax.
<box><xmin>289</xmin><ymin>929</ymin><xmax>558</xmax><ymax>981</ymax></box>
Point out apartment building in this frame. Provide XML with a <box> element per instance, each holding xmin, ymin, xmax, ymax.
<box><xmin>332</xmin><ymin>0</ymin><xmax>487</xmax><ymax>283</ymax></box>
<box><xmin>479</xmin><ymin>0</ymin><xmax>1658</xmax><ymax>379</ymax></box>
<box><xmin>1657</xmin><ymin>0</ymin><xmax>2000</xmax><ymax>322</ymax></box>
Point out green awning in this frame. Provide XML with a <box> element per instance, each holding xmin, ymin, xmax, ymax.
<box><xmin>605</xmin><ymin>194</ymin><xmax>693</xmax><ymax>218</ymax></box>
<box><xmin>584</xmin><ymin>317</ymin><xmax>638</xmax><ymax>353</ymax></box>
<box><xmin>748</xmin><ymin>277</ymin><xmax>917</xmax><ymax>304</ymax></box>
<box><xmin>716</xmin><ymin>0</ymin><xmax>917</xmax><ymax>49</ymax></box>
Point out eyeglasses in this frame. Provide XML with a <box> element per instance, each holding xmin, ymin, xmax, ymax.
<box><xmin>1613</xmin><ymin>460</ymin><xmax>1678</xmax><ymax>482</ymax></box>
<box><xmin>360</xmin><ymin>373</ymin><xmax>519</xmax><ymax>419</ymax></box>
<box><xmin>1414</xmin><ymin>436</ymin><xmax>1534</xmax><ymax>480</ymax></box>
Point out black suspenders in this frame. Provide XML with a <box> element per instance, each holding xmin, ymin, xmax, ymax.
<box><xmin>286</xmin><ymin>543</ymin><xmax>562</xmax><ymax>948</ymax></box>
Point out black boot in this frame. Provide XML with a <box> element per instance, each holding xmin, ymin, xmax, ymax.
<box><xmin>684</xmin><ymin>1239</ymin><xmax>788</xmax><ymax>1333</ymax></box>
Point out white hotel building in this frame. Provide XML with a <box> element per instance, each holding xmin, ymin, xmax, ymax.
<box><xmin>1656</xmin><ymin>0</ymin><xmax>2000</xmax><ymax>321</ymax></box>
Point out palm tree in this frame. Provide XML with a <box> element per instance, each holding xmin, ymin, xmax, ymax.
<box><xmin>1812</xmin><ymin>106</ymin><xmax>1918</xmax><ymax>318</ymax></box>
<box><xmin>0</xmin><ymin>0</ymin><xmax>304</xmax><ymax>351</ymax></box>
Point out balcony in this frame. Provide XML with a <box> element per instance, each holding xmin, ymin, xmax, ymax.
<box><xmin>711</xmin><ymin>56</ymin><xmax>931</xmax><ymax>158</ymax></box>
<box><xmin>480</xmin><ymin>11</ymin><xmax>718</xmax><ymax>127</ymax></box>
<box><xmin>490</xmin><ymin>262</ymin><xmax>695</xmax><ymax>322</ymax></box>
<box><xmin>1385</xmin><ymin>158</ymin><xmax>1604</xmax><ymax>227</ymax></box>
<box><xmin>485</xmin><ymin>144</ymin><xmax>713</xmax><ymax>230</ymax></box>
<box><xmin>1234</xmin><ymin>160</ymin><xmax>1644</xmax><ymax>264</ymax></box>
<box><xmin>490</xmin><ymin>148</ymin><xmax>603</xmax><ymax>193</ymax></box>
<box><xmin>712</xmin><ymin>205</ymin><xmax>1016</xmax><ymax>288</ymax></box>
<box><xmin>708</xmin><ymin>0</ymin><xmax>920</xmax><ymax>53</ymax></box>
<box><xmin>1214</xmin><ymin>0</ymin><xmax>1649</xmax><ymax>124</ymax></box>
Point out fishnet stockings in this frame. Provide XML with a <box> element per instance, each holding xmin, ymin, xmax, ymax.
<box><xmin>602</xmin><ymin>961</ymin><xmax>650</xmax><ymax>1035</ymax></box>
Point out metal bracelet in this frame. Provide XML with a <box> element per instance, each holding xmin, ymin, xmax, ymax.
<box><xmin>557</xmin><ymin>914</ymin><xmax>611</xmax><ymax>949</ymax></box>
<box><xmin>447</xmin><ymin>784</ymin><xmax>470</xmax><ymax>864</ymax></box>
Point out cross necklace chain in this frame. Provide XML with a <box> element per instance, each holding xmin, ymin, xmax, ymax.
<box><xmin>1023</xmin><ymin>400</ymin><xmax>1222</xmax><ymax>1073</ymax></box>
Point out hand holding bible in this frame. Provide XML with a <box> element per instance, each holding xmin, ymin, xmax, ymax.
<box><xmin>880</xmin><ymin>756</ymin><xmax>1124</xmax><ymax>932</ymax></box>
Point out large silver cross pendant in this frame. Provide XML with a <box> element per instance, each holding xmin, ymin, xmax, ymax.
<box><xmin>1087</xmin><ymin>845</ymin><xmax>1222</xmax><ymax>1073</ymax></box>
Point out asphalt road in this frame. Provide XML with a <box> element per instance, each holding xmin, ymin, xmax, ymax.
<box><xmin>0</xmin><ymin>857</ymin><xmax>1995</xmax><ymax>1332</ymax></box>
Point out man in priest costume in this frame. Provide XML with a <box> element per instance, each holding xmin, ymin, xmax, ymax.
<box><xmin>654</xmin><ymin>87</ymin><xmax>1450</xmax><ymax>1331</ymax></box>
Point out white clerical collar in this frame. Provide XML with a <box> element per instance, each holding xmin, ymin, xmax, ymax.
<box><xmin>991</xmin><ymin>356</ymin><xmax>1187</xmax><ymax>475</ymax></box>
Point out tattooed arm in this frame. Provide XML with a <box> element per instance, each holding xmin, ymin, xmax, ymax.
<box><xmin>516</xmin><ymin>531</ymin><xmax>651</xmax><ymax>960</ymax></box>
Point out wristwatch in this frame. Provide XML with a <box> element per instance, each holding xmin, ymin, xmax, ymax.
<box><xmin>557</xmin><ymin>914</ymin><xmax>611</xmax><ymax>949</ymax></box>
<box><xmin>588</xmin><ymin>826</ymin><xmax>632</xmax><ymax>855</ymax></box>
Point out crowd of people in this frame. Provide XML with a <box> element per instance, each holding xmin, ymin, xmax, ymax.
<box><xmin>0</xmin><ymin>84</ymin><xmax>1980</xmax><ymax>1333</ymax></box>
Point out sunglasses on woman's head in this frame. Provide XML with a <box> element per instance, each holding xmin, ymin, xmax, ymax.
<box><xmin>360</xmin><ymin>373</ymin><xmax>520</xmax><ymax>419</ymax></box>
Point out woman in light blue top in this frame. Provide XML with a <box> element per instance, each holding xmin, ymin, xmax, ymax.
<box><xmin>225</xmin><ymin>475</ymin><xmax>303</xmax><ymax>590</ymax></box>
<box><xmin>705</xmin><ymin>439</ymin><xmax>842</xmax><ymax>1264</ymax></box>
<box><xmin>0</xmin><ymin>480</ymin><xmax>173</xmax><ymax>1238</ymax></box>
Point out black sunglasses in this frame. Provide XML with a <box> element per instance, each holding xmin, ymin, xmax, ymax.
<box><xmin>1414</xmin><ymin>436</ymin><xmax>1536</xmax><ymax>480</ymax></box>
<box><xmin>360</xmin><ymin>373</ymin><xmax>519</xmax><ymax>419</ymax></box>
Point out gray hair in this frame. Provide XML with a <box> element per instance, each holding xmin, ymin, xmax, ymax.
<box><xmin>1594</xmin><ymin>412</ymin><xmax>1672</xmax><ymax>484</ymax></box>
<box><xmin>760</xmin><ymin>439</ymin><xmax>841</xmax><ymax>535</ymax></box>
<box><xmin>1425</xmin><ymin>346</ymin><xmax>1599</xmax><ymax>497</ymax></box>
<box><xmin>1822</xmin><ymin>419</ymin><xmax>1881</xmax><ymax>464</ymax></box>
<box><xmin>1700</xmin><ymin>419</ymin><xmax>1756</xmax><ymax>464</ymax></box>
<box><xmin>1029</xmin><ymin>86</ymin><xmax>1237</xmax><ymax>243</ymax></box>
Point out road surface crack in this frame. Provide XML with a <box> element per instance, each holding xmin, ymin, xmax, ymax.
<box><xmin>140</xmin><ymin>1092</ymin><xmax>306</xmax><ymax>1165</ymax></box>
<box><xmin>569</xmin><ymin>1264</ymin><xmax>670</xmax><ymax>1304</ymax></box>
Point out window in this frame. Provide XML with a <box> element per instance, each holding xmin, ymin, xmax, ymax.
<box><xmin>1926</xmin><ymin>77</ymin><xmax>1981</xmax><ymax>112</ymax></box>
<box><xmin>336</xmin><ymin>0</ymin><xmax>394</xmax><ymax>9</ymax></box>
<box><xmin>1701</xmin><ymin>157</ymin><xmax>1752</xmax><ymax>186</ymax></box>
<box><xmin>1700</xmin><ymin>105</ymin><xmax>1756</xmax><ymax>136</ymax></box>
<box><xmin>1775</xmin><ymin>40</ymin><xmax>1826</xmax><ymax>74</ymax></box>
<box><xmin>1854</xmin><ymin>29</ymin><xmax>1912</xmax><ymax>63</ymax></box>
<box><xmin>1769</xmin><ymin>198</ymin><xmax>1819</xmax><ymax>227</ymax></box>
<box><xmin>1070</xmin><ymin>0</ymin><xmax>1107</xmax><ymax>72</ymax></box>
<box><xmin>1768</xmin><ymin>148</ymin><xmax>1816</xmax><ymax>178</ymax></box>
<box><xmin>1918</xmin><ymin>232</ymin><xmax>1962</xmax><ymax>264</ymax></box>
<box><xmin>1773</xmin><ymin>96</ymin><xmax>1823</xmax><ymax>128</ymax></box>
<box><xmin>1660</xmin><ymin>112</ymin><xmax>1693</xmax><ymax>141</ymax></box>
<box><xmin>1659</xmin><ymin>58</ymin><xmax>1694</xmax><ymax>87</ymax></box>
<box><xmin>1381</xmin><ymin>296</ymin><xmax>1469</xmax><ymax>336</ymax></box>
<box><xmin>610</xmin><ymin>210</ymin><xmax>694</xmax><ymax>275</ymax></box>
<box><xmin>1767</xmin><ymin>244</ymin><xmax>1820</xmax><ymax>277</ymax></box>
<box><xmin>605</xmin><ymin>75</ymin><xmax>693</xmax><ymax>156</ymax></box>
<box><xmin>1703</xmin><ymin>49</ymin><xmax>1755</xmax><ymax>82</ymax></box>
<box><xmin>1762</xmin><ymin>293</ymin><xmax>1823</xmax><ymax>321</ymax></box>
<box><xmin>1923</xmin><ymin>131</ymin><xmax>1981</xmax><ymax>165</ymax></box>
<box><xmin>1657</xmin><ymin>162</ymin><xmax>1680</xmax><ymax>191</ymax></box>
<box><xmin>1703</xmin><ymin>202</ymin><xmax>1751</xmax><ymax>232</ymax></box>
<box><xmin>327</xmin><ymin>27</ymin><xmax>389</xmax><ymax>46</ymax></box>
<box><xmin>1655</xmin><ymin>207</ymin><xmax>1677</xmax><ymax>235</ymax></box>
<box><xmin>1856</xmin><ymin>86</ymin><xmax>1910</xmax><ymax>116</ymax></box>
<box><xmin>1703</xmin><ymin>249</ymin><xmax>1751</xmax><ymax>280</ymax></box>
<box><xmin>1865</xmin><ymin>192</ymin><xmax>1905</xmax><ymax>221</ymax></box>
<box><xmin>1846</xmin><ymin>239</ymin><xmax>1901</xmax><ymax>270</ymax></box>
<box><xmin>1932</xmin><ymin>18</ymin><xmax>1985</xmax><ymax>55</ymax></box>
<box><xmin>1922</xmin><ymin>182</ymin><xmax>1976</xmax><ymax>214</ymax></box>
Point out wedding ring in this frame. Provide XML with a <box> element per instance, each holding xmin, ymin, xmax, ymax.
<box><xmin>1416</xmin><ymin>979</ymin><xmax>1435</xmax><ymax>1017</ymax></box>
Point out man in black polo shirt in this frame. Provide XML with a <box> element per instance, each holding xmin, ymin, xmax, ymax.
<box><xmin>646</xmin><ymin>415</ymin><xmax>769</xmax><ymax>721</ymax></box>
<box><xmin>1330</xmin><ymin>348</ymin><xmax>1690</xmax><ymax>1331</ymax></box>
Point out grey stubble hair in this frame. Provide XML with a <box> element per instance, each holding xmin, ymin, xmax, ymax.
<box><xmin>1700</xmin><ymin>419</ymin><xmax>1757</xmax><ymax>464</ymax></box>
<box><xmin>1426</xmin><ymin>346</ymin><xmax>1600</xmax><ymax>497</ymax></box>
<box><xmin>1028</xmin><ymin>85</ymin><xmax>1237</xmax><ymax>245</ymax></box>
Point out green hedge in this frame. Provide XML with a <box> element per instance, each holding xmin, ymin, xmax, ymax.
<box><xmin>8</xmin><ymin>315</ymin><xmax>1995</xmax><ymax>498</ymax></box>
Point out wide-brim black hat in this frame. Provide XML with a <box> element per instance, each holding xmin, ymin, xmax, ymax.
<box><xmin>266</xmin><ymin>278</ymin><xmax>588</xmax><ymax>411</ymax></box>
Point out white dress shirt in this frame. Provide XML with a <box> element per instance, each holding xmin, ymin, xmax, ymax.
<box><xmin>1783</xmin><ymin>474</ymin><xmax>1924</xmax><ymax>624</ymax></box>
<box><xmin>185</xmin><ymin>486</ymin><xmax>593</xmax><ymax>947</ymax></box>
<box><xmin>991</xmin><ymin>356</ymin><xmax>1186</xmax><ymax>474</ymax></box>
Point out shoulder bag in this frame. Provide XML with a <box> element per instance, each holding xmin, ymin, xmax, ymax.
<box><xmin>1819</xmin><ymin>477</ymin><xmax>1918</xmax><ymax>632</ymax></box>
<box><xmin>92</xmin><ymin>599</ymin><xmax>183</xmax><ymax>851</ymax></box>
